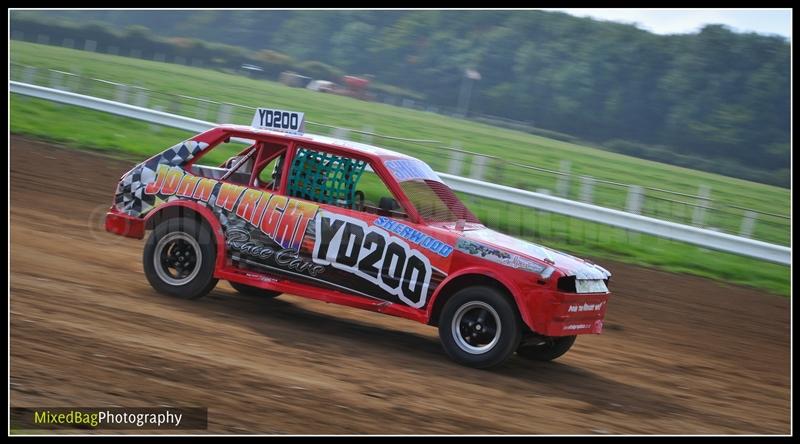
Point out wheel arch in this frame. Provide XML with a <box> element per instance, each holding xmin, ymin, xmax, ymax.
<box><xmin>143</xmin><ymin>201</ymin><xmax>227</xmax><ymax>270</ymax></box>
<box><xmin>426</xmin><ymin>268</ymin><xmax>528</xmax><ymax>328</ymax></box>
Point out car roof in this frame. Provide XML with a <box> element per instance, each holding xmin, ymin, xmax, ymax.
<box><xmin>218</xmin><ymin>124</ymin><xmax>417</xmax><ymax>161</ymax></box>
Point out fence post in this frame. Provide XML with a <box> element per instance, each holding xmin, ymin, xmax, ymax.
<box><xmin>470</xmin><ymin>155</ymin><xmax>488</xmax><ymax>181</ymax></box>
<box><xmin>77</xmin><ymin>73</ymin><xmax>91</xmax><ymax>96</ymax></box>
<box><xmin>66</xmin><ymin>68</ymin><xmax>82</xmax><ymax>92</ymax></box>
<box><xmin>61</xmin><ymin>73</ymin><xmax>75</xmax><ymax>92</ymax></box>
<box><xmin>49</xmin><ymin>70</ymin><xmax>63</xmax><ymax>90</ymax></box>
<box><xmin>217</xmin><ymin>104</ymin><xmax>232</xmax><ymax>124</ymax></box>
<box><xmin>579</xmin><ymin>176</ymin><xmax>595</xmax><ymax>204</ymax></box>
<box><xmin>149</xmin><ymin>105</ymin><xmax>164</xmax><ymax>133</ymax></box>
<box><xmin>134</xmin><ymin>88</ymin><xmax>149</xmax><ymax>108</ymax></box>
<box><xmin>176</xmin><ymin>100</ymin><xmax>187</xmax><ymax>116</ymax></box>
<box><xmin>626</xmin><ymin>185</ymin><xmax>644</xmax><ymax>214</ymax></box>
<box><xmin>739</xmin><ymin>211</ymin><xmax>758</xmax><ymax>238</ymax></box>
<box><xmin>625</xmin><ymin>184</ymin><xmax>644</xmax><ymax>244</ymax></box>
<box><xmin>331</xmin><ymin>127</ymin><xmax>350</xmax><ymax>140</ymax></box>
<box><xmin>555</xmin><ymin>160</ymin><xmax>571</xmax><ymax>197</ymax></box>
<box><xmin>361</xmin><ymin>125</ymin><xmax>374</xmax><ymax>144</ymax></box>
<box><xmin>692</xmin><ymin>185</ymin><xmax>711</xmax><ymax>227</ymax></box>
<box><xmin>447</xmin><ymin>150</ymin><xmax>465</xmax><ymax>176</ymax></box>
<box><xmin>193</xmin><ymin>99</ymin><xmax>207</xmax><ymax>120</ymax></box>
<box><xmin>491</xmin><ymin>158</ymin><xmax>505</xmax><ymax>184</ymax></box>
<box><xmin>114</xmin><ymin>84</ymin><xmax>129</xmax><ymax>103</ymax></box>
<box><xmin>22</xmin><ymin>66</ymin><xmax>37</xmax><ymax>84</ymax></box>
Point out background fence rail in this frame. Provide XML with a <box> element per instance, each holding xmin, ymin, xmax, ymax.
<box><xmin>10</xmin><ymin>62</ymin><xmax>791</xmax><ymax>247</ymax></box>
<box><xmin>10</xmin><ymin>80</ymin><xmax>791</xmax><ymax>265</ymax></box>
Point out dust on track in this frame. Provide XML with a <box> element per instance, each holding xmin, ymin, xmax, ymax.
<box><xmin>10</xmin><ymin>136</ymin><xmax>790</xmax><ymax>434</ymax></box>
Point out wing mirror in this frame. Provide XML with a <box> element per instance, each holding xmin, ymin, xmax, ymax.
<box><xmin>379</xmin><ymin>197</ymin><xmax>399</xmax><ymax>212</ymax></box>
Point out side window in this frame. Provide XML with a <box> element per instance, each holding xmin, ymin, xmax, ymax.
<box><xmin>189</xmin><ymin>138</ymin><xmax>257</xmax><ymax>185</ymax></box>
<box><xmin>287</xmin><ymin>146</ymin><xmax>408</xmax><ymax>219</ymax></box>
<box><xmin>252</xmin><ymin>143</ymin><xmax>288</xmax><ymax>191</ymax></box>
<box><xmin>356</xmin><ymin>169</ymin><xmax>408</xmax><ymax>219</ymax></box>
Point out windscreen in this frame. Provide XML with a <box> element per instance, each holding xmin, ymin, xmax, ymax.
<box><xmin>385</xmin><ymin>159</ymin><xmax>480</xmax><ymax>224</ymax></box>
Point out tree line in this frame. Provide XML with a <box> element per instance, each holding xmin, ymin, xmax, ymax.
<box><xmin>11</xmin><ymin>10</ymin><xmax>790</xmax><ymax>187</ymax></box>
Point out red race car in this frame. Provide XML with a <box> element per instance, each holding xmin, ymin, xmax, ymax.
<box><xmin>105</xmin><ymin>108</ymin><xmax>611</xmax><ymax>368</ymax></box>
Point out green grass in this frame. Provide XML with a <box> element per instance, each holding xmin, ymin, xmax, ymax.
<box><xmin>9</xmin><ymin>42</ymin><xmax>791</xmax><ymax>296</ymax></box>
<box><xmin>10</xmin><ymin>42</ymin><xmax>790</xmax><ymax>243</ymax></box>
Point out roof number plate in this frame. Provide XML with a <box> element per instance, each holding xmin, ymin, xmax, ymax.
<box><xmin>252</xmin><ymin>108</ymin><xmax>305</xmax><ymax>135</ymax></box>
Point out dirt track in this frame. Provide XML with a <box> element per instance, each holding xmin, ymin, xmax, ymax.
<box><xmin>10</xmin><ymin>136</ymin><xmax>791</xmax><ymax>434</ymax></box>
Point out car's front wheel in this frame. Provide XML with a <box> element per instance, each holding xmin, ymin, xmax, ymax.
<box><xmin>438</xmin><ymin>286</ymin><xmax>522</xmax><ymax>369</ymax></box>
<box><xmin>143</xmin><ymin>217</ymin><xmax>218</xmax><ymax>299</ymax></box>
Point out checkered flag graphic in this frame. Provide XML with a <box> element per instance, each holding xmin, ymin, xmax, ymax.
<box><xmin>114</xmin><ymin>140</ymin><xmax>208</xmax><ymax>216</ymax></box>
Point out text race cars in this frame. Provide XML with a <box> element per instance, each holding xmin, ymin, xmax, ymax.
<box><xmin>105</xmin><ymin>108</ymin><xmax>611</xmax><ymax>368</ymax></box>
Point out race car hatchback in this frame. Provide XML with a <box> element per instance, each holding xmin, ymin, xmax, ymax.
<box><xmin>105</xmin><ymin>108</ymin><xmax>611</xmax><ymax>369</ymax></box>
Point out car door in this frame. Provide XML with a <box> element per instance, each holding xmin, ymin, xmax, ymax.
<box><xmin>278</xmin><ymin>143</ymin><xmax>447</xmax><ymax>310</ymax></box>
<box><xmin>214</xmin><ymin>139</ymin><xmax>325</xmax><ymax>281</ymax></box>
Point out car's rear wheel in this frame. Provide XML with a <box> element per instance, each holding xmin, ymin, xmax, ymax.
<box><xmin>143</xmin><ymin>217</ymin><xmax>218</xmax><ymax>299</ymax></box>
<box><xmin>516</xmin><ymin>335</ymin><xmax>576</xmax><ymax>361</ymax></box>
<box><xmin>438</xmin><ymin>286</ymin><xmax>521</xmax><ymax>369</ymax></box>
<box><xmin>229</xmin><ymin>281</ymin><xmax>281</xmax><ymax>299</ymax></box>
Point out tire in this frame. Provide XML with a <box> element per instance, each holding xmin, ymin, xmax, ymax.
<box><xmin>143</xmin><ymin>217</ymin><xmax>218</xmax><ymax>299</ymax></box>
<box><xmin>517</xmin><ymin>335</ymin><xmax>576</xmax><ymax>361</ymax></box>
<box><xmin>438</xmin><ymin>286</ymin><xmax>522</xmax><ymax>369</ymax></box>
<box><xmin>229</xmin><ymin>281</ymin><xmax>281</xmax><ymax>299</ymax></box>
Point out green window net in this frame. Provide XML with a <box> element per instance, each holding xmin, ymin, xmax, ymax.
<box><xmin>287</xmin><ymin>147</ymin><xmax>367</xmax><ymax>207</ymax></box>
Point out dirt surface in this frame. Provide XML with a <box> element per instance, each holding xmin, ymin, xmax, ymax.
<box><xmin>10</xmin><ymin>136</ymin><xmax>791</xmax><ymax>434</ymax></box>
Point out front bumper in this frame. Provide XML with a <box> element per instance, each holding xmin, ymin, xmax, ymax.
<box><xmin>537</xmin><ymin>291</ymin><xmax>610</xmax><ymax>336</ymax></box>
<box><xmin>105</xmin><ymin>208</ymin><xmax>145</xmax><ymax>239</ymax></box>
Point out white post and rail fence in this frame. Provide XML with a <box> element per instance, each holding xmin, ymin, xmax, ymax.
<box><xmin>10</xmin><ymin>81</ymin><xmax>791</xmax><ymax>266</ymax></box>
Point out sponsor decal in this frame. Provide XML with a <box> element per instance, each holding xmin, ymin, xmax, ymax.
<box><xmin>384</xmin><ymin>159</ymin><xmax>441</xmax><ymax>182</ymax></box>
<box><xmin>508</xmin><ymin>256</ymin><xmax>547</xmax><ymax>273</ymax></box>
<box><xmin>114</xmin><ymin>140</ymin><xmax>209</xmax><ymax>216</ymax></box>
<box><xmin>227</xmin><ymin>228</ymin><xmax>324</xmax><ymax>277</ymax></box>
<box><xmin>563</xmin><ymin>323</ymin><xmax>593</xmax><ymax>331</ymax></box>
<box><xmin>313</xmin><ymin>213</ymin><xmax>432</xmax><ymax>308</ymax></box>
<box><xmin>374</xmin><ymin>216</ymin><xmax>453</xmax><ymax>258</ymax></box>
<box><xmin>144</xmin><ymin>164</ymin><xmax>318</xmax><ymax>251</ymax></box>
<box><xmin>117</xmin><ymin>145</ymin><xmax>450</xmax><ymax>308</ymax></box>
<box><xmin>456</xmin><ymin>238</ymin><xmax>550</xmax><ymax>275</ymax></box>
<box><xmin>567</xmin><ymin>301</ymin><xmax>605</xmax><ymax>313</ymax></box>
<box><xmin>244</xmin><ymin>272</ymin><xmax>278</xmax><ymax>283</ymax></box>
<box><xmin>466</xmin><ymin>229</ymin><xmax>555</xmax><ymax>263</ymax></box>
<box><xmin>457</xmin><ymin>238</ymin><xmax>510</xmax><ymax>259</ymax></box>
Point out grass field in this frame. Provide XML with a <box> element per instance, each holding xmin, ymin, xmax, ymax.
<box><xmin>10</xmin><ymin>42</ymin><xmax>790</xmax><ymax>242</ymax></box>
<box><xmin>9</xmin><ymin>42</ymin><xmax>791</xmax><ymax>296</ymax></box>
